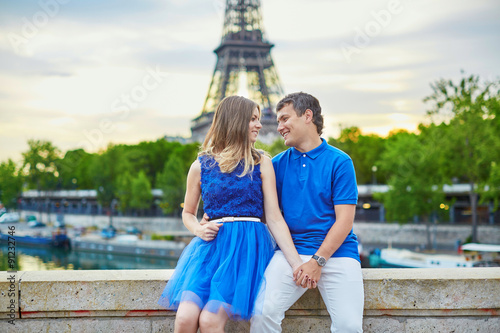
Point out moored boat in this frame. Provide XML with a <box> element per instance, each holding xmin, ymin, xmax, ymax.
<box><xmin>460</xmin><ymin>243</ymin><xmax>500</xmax><ymax>267</ymax></box>
<box><xmin>369</xmin><ymin>243</ymin><xmax>500</xmax><ymax>268</ymax></box>
<box><xmin>0</xmin><ymin>229</ymin><xmax>71</xmax><ymax>249</ymax></box>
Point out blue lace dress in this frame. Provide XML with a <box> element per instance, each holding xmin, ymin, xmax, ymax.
<box><xmin>158</xmin><ymin>155</ymin><xmax>274</xmax><ymax>320</ymax></box>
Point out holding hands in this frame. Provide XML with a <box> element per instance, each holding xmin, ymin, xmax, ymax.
<box><xmin>195</xmin><ymin>213</ymin><xmax>222</xmax><ymax>242</ymax></box>
<box><xmin>293</xmin><ymin>261</ymin><xmax>322</xmax><ymax>289</ymax></box>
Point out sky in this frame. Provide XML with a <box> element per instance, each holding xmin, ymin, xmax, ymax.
<box><xmin>0</xmin><ymin>0</ymin><xmax>499</xmax><ymax>163</ymax></box>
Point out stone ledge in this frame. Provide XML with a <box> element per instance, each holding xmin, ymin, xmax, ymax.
<box><xmin>362</xmin><ymin>268</ymin><xmax>500</xmax><ymax>311</ymax></box>
<box><xmin>0</xmin><ymin>268</ymin><xmax>499</xmax><ymax>332</ymax></box>
<box><xmin>1</xmin><ymin>269</ymin><xmax>499</xmax><ymax>315</ymax></box>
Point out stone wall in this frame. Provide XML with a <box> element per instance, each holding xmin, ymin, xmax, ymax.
<box><xmin>353</xmin><ymin>223</ymin><xmax>500</xmax><ymax>248</ymax></box>
<box><xmin>1</xmin><ymin>268</ymin><xmax>499</xmax><ymax>332</ymax></box>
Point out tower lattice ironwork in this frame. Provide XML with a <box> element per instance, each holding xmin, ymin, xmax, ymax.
<box><xmin>191</xmin><ymin>0</ymin><xmax>284</xmax><ymax>143</ymax></box>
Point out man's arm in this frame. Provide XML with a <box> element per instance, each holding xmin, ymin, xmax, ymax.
<box><xmin>295</xmin><ymin>204</ymin><xmax>356</xmax><ymax>289</ymax></box>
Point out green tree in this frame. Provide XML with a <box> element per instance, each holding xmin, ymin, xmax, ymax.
<box><xmin>0</xmin><ymin>159</ymin><xmax>23</xmax><ymax>209</ymax></box>
<box><xmin>480</xmin><ymin>161</ymin><xmax>500</xmax><ymax>212</ymax></box>
<box><xmin>479</xmin><ymin>81</ymin><xmax>500</xmax><ymax>213</ymax></box>
<box><xmin>88</xmin><ymin>144</ymin><xmax>120</xmax><ymax>225</ymax></box>
<box><xmin>114</xmin><ymin>145</ymin><xmax>152</xmax><ymax>184</ymax></box>
<box><xmin>157</xmin><ymin>155</ymin><xmax>186</xmax><ymax>215</ymax></box>
<box><xmin>255</xmin><ymin>138</ymin><xmax>288</xmax><ymax>157</ymax></box>
<box><xmin>22</xmin><ymin>139</ymin><xmax>60</xmax><ymax>190</ymax></box>
<box><xmin>374</xmin><ymin>130</ymin><xmax>446</xmax><ymax>249</ymax></box>
<box><xmin>130</xmin><ymin>171</ymin><xmax>153</xmax><ymax>215</ymax></box>
<box><xmin>133</xmin><ymin>139</ymin><xmax>189</xmax><ymax>186</ymax></box>
<box><xmin>116</xmin><ymin>172</ymin><xmax>133</xmax><ymax>213</ymax></box>
<box><xmin>154</xmin><ymin>143</ymin><xmax>199</xmax><ymax>215</ymax></box>
<box><xmin>22</xmin><ymin>140</ymin><xmax>60</xmax><ymax>222</ymax></box>
<box><xmin>145</xmin><ymin>139</ymin><xmax>180</xmax><ymax>183</ymax></box>
<box><xmin>56</xmin><ymin>149</ymin><xmax>95</xmax><ymax>189</ymax></box>
<box><xmin>329</xmin><ymin>127</ymin><xmax>386</xmax><ymax>184</ymax></box>
<box><xmin>424</xmin><ymin>74</ymin><xmax>500</xmax><ymax>242</ymax></box>
<box><xmin>173</xmin><ymin>143</ymin><xmax>200</xmax><ymax>172</ymax></box>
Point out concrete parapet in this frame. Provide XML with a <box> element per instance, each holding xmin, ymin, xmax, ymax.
<box><xmin>0</xmin><ymin>268</ymin><xmax>499</xmax><ymax>332</ymax></box>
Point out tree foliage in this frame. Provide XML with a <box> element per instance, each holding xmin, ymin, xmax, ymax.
<box><xmin>22</xmin><ymin>139</ymin><xmax>60</xmax><ymax>191</ymax></box>
<box><xmin>423</xmin><ymin>74</ymin><xmax>500</xmax><ymax>241</ymax></box>
<box><xmin>255</xmin><ymin>139</ymin><xmax>288</xmax><ymax>157</ymax></box>
<box><xmin>375</xmin><ymin>130</ymin><xmax>446</xmax><ymax>223</ymax></box>
<box><xmin>2</xmin><ymin>73</ymin><xmax>498</xmax><ymax>225</ymax></box>
<box><xmin>115</xmin><ymin>172</ymin><xmax>133</xmax><ymax>212</ymax></box>
<box><xmin>329</xmin><ymin>127</ymin><xmax>386</xmax><ymax>184</ymax></box>
<box><xmin>480</xmin><ymin>162</ymin><xmax>500</xmax><ymax>211</ymax></box>
<box><xmin>0</xmin><ymin>159</ymin><xmax>23</xmax><ymax>209</ymax></box>
<box><xmin>157</xmin><ymin>155</ymin><xmax>187</xmax><ymax>215</ymax></box>
<box><xmin>56</xmin><ymin>149</ymin><xmax>95</xmax><ymax>189</ymax></box>
<box><xmin>424</xmin><ymin>75</ymin><xmax>499</xmax><ymax>183</ymax></box>
<box><xmin>130</xmin><ymin>171</ymin><xmax>153</xmax><ymax>212</ymax></box>
<box><xmin>89</xmin><ymin>144</ymin><xmax>119</xmax><ymax>209</ymax></box>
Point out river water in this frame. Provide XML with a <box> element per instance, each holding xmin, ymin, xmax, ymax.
<box><xmin>0</xmin><ymin>219</ymin><xmax>185</xmax><ymax>271</ymax></box>
<box><xmin>0</xmin><ymin>245</ymin><xmax>178</xmax><ymax>270</ymax></box>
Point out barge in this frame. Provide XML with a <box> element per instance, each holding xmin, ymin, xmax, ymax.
<box><xmin>0</xmin><ymin>229</ymin><xmax>71</xmax><ymax>249</ymax></box>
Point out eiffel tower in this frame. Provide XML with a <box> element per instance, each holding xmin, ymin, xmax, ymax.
<box><xmin>191</xmin><ymin>0</ymin><xmax>284</xmax><ymax>143</ymax></box>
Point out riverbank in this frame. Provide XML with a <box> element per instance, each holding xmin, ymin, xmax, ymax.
<box><xmin>18</xmin><ymin>211</ymin><xmax>500</xmax><ymax>249</ymax></box>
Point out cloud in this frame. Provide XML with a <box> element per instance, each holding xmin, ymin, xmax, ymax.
<box><xmin>0</xmin><ymin>0</ymin><xmax>499</xmax><ymax>164</ymax></box>
<box><xmin>0</xmin><ymin>47</ymin><xmax>75</xmax><ymax>77</ymax></box>
<box><xmin>323</xmin><ymin>111</ymin><xmax>423</xmax><ymax>138</ymax></box>
<box><xmin>344</xmin><ymin>70</ymin><xmax>414</xmax><ymax>93</ymax></box>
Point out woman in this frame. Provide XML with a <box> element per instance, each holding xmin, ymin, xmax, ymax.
<box><xmin>158</xmin><ymin>96</ymin><xmax>303</xmax><ymax>333</ymax></box>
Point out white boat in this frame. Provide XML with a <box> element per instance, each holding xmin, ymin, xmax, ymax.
<box><xmin>460</xmin><ymin>243</ymin><xmax>500</xmax><ymax>267</ymax></box>
<box><xmin>369</xmin><ymin>243</ymin><xmax>500</xmax><ymax>268</ymax></box>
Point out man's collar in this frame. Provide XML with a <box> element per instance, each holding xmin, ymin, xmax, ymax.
<box><xmin>291</xmin><ymin>138</ymin><xmax>327</xmax><ymax>159</ymax></box>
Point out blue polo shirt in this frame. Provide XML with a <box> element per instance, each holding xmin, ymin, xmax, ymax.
<box><xmin>272</xmin><ymin>138</ymin><xmax>360</xmax><ymax>261</ymax></box>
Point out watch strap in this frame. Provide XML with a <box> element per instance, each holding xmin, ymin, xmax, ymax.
<box><xmin>312</xmin><ymin>254</ymin><xmax>326</xmax><ymax>266</ymax></box>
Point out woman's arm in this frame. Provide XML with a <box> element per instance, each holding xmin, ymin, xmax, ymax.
<box><xmin>260</xmin><ymin>156</ymin><xmax>303</xmax><ymax>272</ymax></box>
<box><xmin>182</xmin><ymin>159</ymin><xmax>222</xmax><ymax>241</ymax></box>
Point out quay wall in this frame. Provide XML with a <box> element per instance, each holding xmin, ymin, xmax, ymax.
<box><xmin>1</xmin><ymin>268</ymin><xmax>499</xmax><ymax>332</ymax></box>
<box><xmin>20</xmin><ymin>210</ymin><xmax>500</xmax><ymax>247</ymax></box>
<box><xmin>353</xmin><ymin>223</ymin><xmax>500</xmax><ymax>248</ymax></box>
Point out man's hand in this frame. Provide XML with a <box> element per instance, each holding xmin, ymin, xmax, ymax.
<box><xmin>195</xmin><ymin>213</ymin><xmax>222</xmax><ymax>241</ymax></box>
<box><xmin>293</xmin><ymin>260</ymin><xmax>321</xmax><ymax>289</ymax></box>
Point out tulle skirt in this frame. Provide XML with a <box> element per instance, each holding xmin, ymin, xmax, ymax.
<box><xmin>157</xmin><ymin>221</ymin><xmax>274</xmax><ymax>320</ymax></box>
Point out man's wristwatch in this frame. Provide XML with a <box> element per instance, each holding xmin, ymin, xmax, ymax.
<box><xmin>312</xmin><ymin>254</ymin><xmax>327</xmax><ymax>267</ymax></box>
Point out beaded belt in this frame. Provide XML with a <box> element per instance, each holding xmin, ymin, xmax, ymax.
<box><xmin>209</xmin><ymin>216</ymin><xmax>261</xmax><ymax>223</ymax></box>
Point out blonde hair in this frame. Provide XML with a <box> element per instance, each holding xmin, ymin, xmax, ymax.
<box><xmin>200</xmin><ymin>96</ymin><xmax>262</xmax><ymax>177</ymax></box>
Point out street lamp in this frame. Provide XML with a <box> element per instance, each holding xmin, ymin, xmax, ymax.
<box><xmin>109</xmin><ymin>198</ymin><xmax>118</xmax><ymax>228</ymax></box>
<box><xmin>371</xmin><ymin>166</ymin><xmax>378</xmax><ymax>185</ymax></box>
<box><xmin>45</xmin><ymin>197</ymin><xmax>51</xmax><ymax>223</ymax></box>
<box><xmin>82</xmin><ymin>198</ymin><xmax>87</xmax><ymax>215</ymax></box>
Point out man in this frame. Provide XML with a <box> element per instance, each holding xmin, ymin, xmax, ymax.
<box><xmin>251</xmin><ymin>92</ymin><xmax>364</xmax><ymax>332</ymax></box>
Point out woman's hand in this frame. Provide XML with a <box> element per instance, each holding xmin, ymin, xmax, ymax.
<box><xmin>291</xmin><ymin>261</ymin><xmax>303</xmax><ymax>274</ymax></box>
<box><xmin>195</xmin><ymin>213</ymin><xmax>223</xmax><ymax>241</ymax></box>
<box><xmin>293</xmin><ymin>260</ymin><xmax>321</xmax><ymax>289</ymax></box>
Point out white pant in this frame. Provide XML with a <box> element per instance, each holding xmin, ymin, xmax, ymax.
<box><xmin>251</xmin><ymin>251</ymin><xmax>364</xmax><ymax>333</ymax></box>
